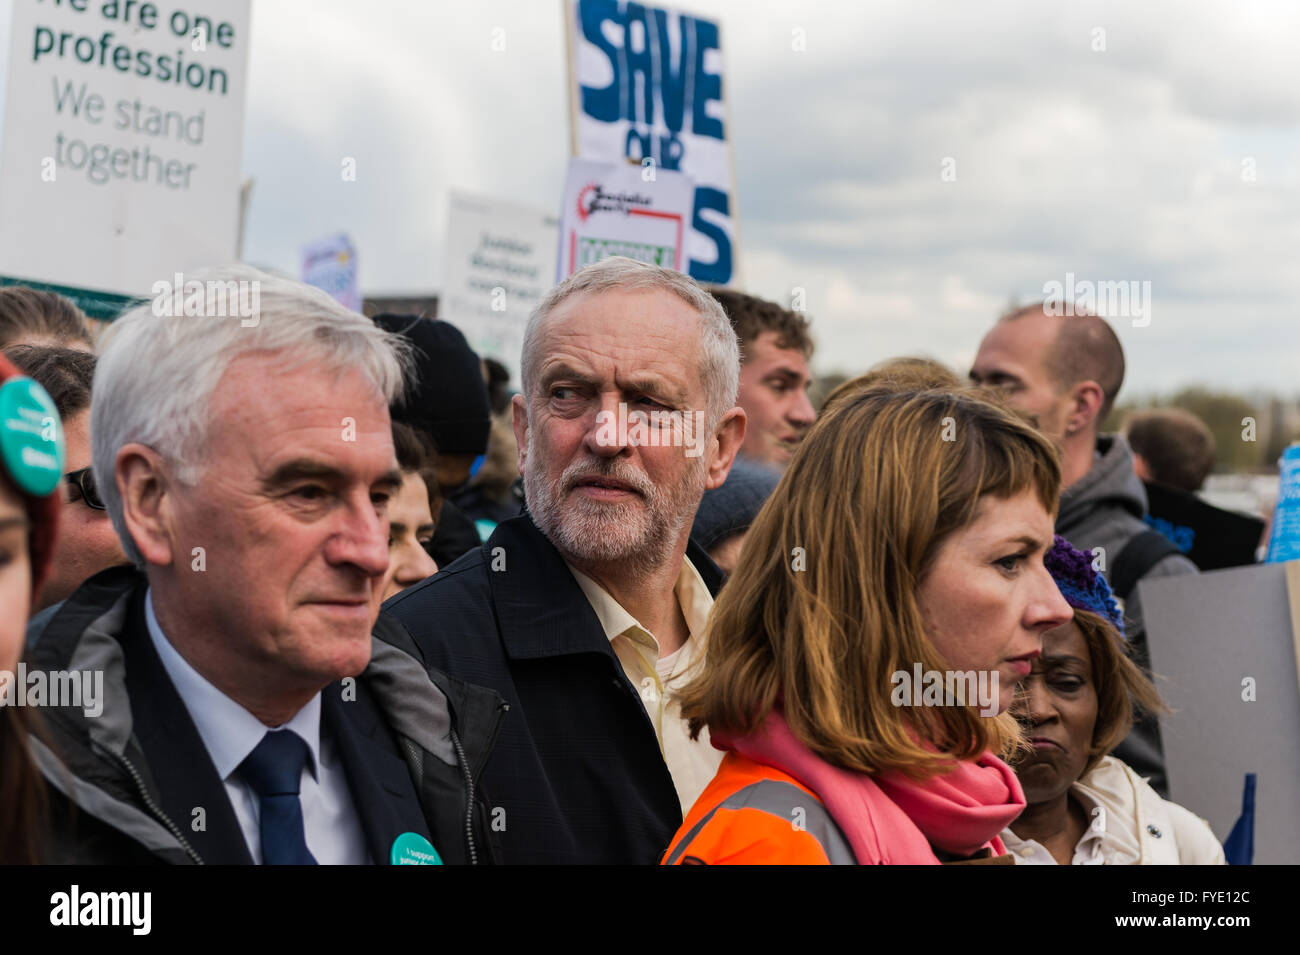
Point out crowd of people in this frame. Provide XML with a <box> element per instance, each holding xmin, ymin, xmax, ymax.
<box><xmin>0</xmin><ymin>255</ymin><xmax>1239</xmax><ymax>865</ymax></box>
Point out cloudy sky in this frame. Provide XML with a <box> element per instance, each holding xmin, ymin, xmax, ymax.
<box><xmin>10</xmin><ymin>1</ymin><xmax>1300</xmax><ymax>398</ymax></box>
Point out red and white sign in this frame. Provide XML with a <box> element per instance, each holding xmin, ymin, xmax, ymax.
<box><xmin>558</xmin><ymin>157</ymin><xmax>693</xmax><ymax>279</ymax></box>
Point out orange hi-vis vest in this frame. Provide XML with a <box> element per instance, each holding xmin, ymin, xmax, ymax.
<box><xmin>662</xmin><ymin>752</ymin><xmax>855</xmax><ymax>865</ymax></box>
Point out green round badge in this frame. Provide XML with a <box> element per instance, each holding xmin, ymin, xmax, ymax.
<box><xmin>390</xmin><ymin>831</ymin><xmax>442</xmax><ymax>866</ymax></box>
<box><xmin>0</xmin><ymin>377</ymin><xmax>64</xmax><ymax>497</ymax></box>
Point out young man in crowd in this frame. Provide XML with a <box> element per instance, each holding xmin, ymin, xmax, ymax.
<box><xmin>687</xmin><ymin>290</ymin><xmax>814</xmax><ymax>580</ymax></box>
<box><xmin>1124</xmin><ymin>408</ymin><xmax>1216</xmax><ymax>493</ymax></box>
<box><xmin>708</xmin><ymin>289</ymin><xmax>815</xmax><ymax>471</ymax></box>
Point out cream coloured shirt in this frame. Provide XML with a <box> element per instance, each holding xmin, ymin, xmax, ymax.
<box><xmin>1001</xmin><ymin>786</ymin><xmax>1120</xmax><ymax>865</ymax></box>
<box><xmin>1001</xmin><ymin>756</ymin><xmax>1225</xmax><ymax>865</ymax></box>
<box><xmin>566</xmin><ymin>557</ymin><xmax>722</xmax><ymax>814</ymax></box>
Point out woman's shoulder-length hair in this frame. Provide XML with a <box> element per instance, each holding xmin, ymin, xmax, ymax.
<box><xmin>679</xmin><ymin>385</ymin><xmax>1063</xmax><ymax>780</ymax></box>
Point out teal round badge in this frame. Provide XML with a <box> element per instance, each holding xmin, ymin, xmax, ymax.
<box><xmin>0</xmin><ymin>377</ymin><xmax>64</xmax><ymax>497</ymax></box>
<box><xmin>390</xmin><ymin>831</ymin><xmax>442</xmax><ymax>866</ymax></box>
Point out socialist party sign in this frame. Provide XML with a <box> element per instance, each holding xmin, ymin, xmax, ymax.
<box><xmin>558</xmin><ymin>157</ymin><xmax>694</xmax><ymax>280</ymax></box>
<box><xmin>566</xmin><ymin>0</ymin><xmax>736</xmax><ymax>285</ymax></box>
<box><xmin>0</xmin><ymin>0</ymin><xmax>250</xmax><ymax>313</ymax></box>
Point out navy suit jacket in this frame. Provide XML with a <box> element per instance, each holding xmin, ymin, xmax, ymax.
<box><xmin>118</xmin><ymin>587</ymin><xmax>431</xmax><ymax>865</ymax></box>
<box><xmin>384</xmin><ymin>513</ymin><xmax>725</xmax><ymax>864</ymax></box>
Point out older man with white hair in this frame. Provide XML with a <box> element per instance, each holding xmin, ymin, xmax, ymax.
<box><xmin>386</xmin><ymin>257</ymin><xmax>746</xmax><ymax>864</ymax></box>
<box><xmin>25</xmin><ymin>266</ymin><xmax>505</xmax><ymax>865</ymax></box>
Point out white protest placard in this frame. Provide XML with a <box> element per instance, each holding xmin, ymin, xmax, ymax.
<box><xmin>439</xmin><ymin>190</ymin><xmax>559</xmax><ymax>378</ymax></box>
<box><xmin>1141</xmin><ymin>562</ymin><xmax>1300</xmax><ymax>864</ymax></box>
<box><xmin>0</xmin><ymin>0</ymin><xmax>250</xmax><ymax>316</ymax></box>
<box><xmin>301</xmin><ymin>232</ymin><xmax>359</xmax><ymax>313</ymax></box>
<box><xmin>558</xmin><ymin>157</ymin><xmax>693</xmax><ymax>280</ymax></box>
<box><xmin>565</xmin><ymin>0</ymin><xmax>736</xmax><ymax>285</ymax></box>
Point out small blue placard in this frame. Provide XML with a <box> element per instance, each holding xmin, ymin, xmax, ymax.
<box><xmin>1265</xmin><ymin>444</ymin><xmax>1300</xmax><ymax>563</ymax></box>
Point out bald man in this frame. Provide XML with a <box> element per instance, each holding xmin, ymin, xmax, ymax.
<box><xmin>971</xmin><ymin>305</ymin><xmax>1196</xmax><ymax>797</ymax></box>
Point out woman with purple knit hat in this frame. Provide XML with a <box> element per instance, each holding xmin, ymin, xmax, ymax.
<box><xmin>1002</xmin><ymin>535</ymin><xmax>1225</xmax><ymax>865</ymax></box>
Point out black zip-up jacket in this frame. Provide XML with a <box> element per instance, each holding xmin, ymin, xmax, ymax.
<box><xmin>385</xmin><ymin>513</ymin><xmax>726</xmax><ymax>864</ymax></box>
<box><xmin>25</xmin><ymin>566</ymin><xmax>507</xmax><ymax>865</ymax></box>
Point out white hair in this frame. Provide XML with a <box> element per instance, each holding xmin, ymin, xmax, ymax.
<box><xmin>92</xmin><ymin>264</ymin><xmax>408</xmax><ymax>565</ymax></box>
<box><xmin>519</xmin><ymin>257</ymin><xmax>740</xmax><ymax>426</ymax></box>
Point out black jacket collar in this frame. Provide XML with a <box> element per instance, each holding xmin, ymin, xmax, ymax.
<box><xmin>321</xmin><ymin>680</ymin><xmax>433</xmax><ymax>863</ymax></box>
<box><xmin>119</xmin><ymin>577</ymin><xmax>432</xmax><ymax>865</ymax></box>
<box><xmin>483</xmin><ymin>514</ymin><xmax>724</xmax><ymax>662</ymax></box>
<box><xmin>117</xmin><ymin>584</ymin><xmax>253</xmax><ymax>864</ymax></box>
<box><xmin>30</xmin><ymin>566</ymin><xmax>461</xmax><ymax>865</ymax></box>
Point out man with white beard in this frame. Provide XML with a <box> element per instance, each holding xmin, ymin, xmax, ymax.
<box><xmin>385</xmin><ymin>257</ymin><xmax>745</xmax><ymax>864</ymax></box>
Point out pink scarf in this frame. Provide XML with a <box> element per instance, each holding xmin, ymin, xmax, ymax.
<box><xmin>712</xmin><ymin>708</ymin><xmax>1025</xmax><ymax>864</ymax></box>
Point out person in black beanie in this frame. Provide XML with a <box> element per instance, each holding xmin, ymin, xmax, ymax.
<box><xmin>483</xmin><ymin>356</ymin><xmax>515</xmax><ymax>416</ymax></box>
<box><xmin>690</xmin><ymin>457</ymin><xmax>780</xmax><ymax>577</ymax></box>
<box><xmin>371</xmin><ymin>314</ymin><xmax>491</xmax><ymax>568</ymax></box>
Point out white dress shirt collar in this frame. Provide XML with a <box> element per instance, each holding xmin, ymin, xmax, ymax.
<box><xmin>144</xmin><ymin>589</ymin><xmax>321</xmax><ymax>783</ymax></box>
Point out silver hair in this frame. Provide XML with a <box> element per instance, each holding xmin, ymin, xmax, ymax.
<box><xmin>92</xmin><ymin>264</ymin><xmax>409</xmax><ymax>565</ymax></box>
<box><xmin>519</xmin><ymin>257</ymin><xmax>739</xmax><ymax>425</ymax></box>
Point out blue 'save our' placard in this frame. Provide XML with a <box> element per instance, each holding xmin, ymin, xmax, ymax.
<box><xmin>566</xmin><ymin>0</ymin><xmax>737</xmax><ymax>285</ymax></box>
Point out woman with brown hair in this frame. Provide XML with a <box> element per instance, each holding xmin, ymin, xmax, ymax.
<box><xmin>0</xmin><ymin>354</ymin><xmax>64</xmax><ymax>863</ymax></box>
<box><xmin>1002</xmin><ymin>535</ymin><xmax>1224</xmax><ymax>864</ymax></box>
<box><xmin>821</xmin><ymin>356</ymin><xmax>963</xmax><ymax>413</ymax></box>
<box><xmin>663</xmin><ymin>385</ymin><xmax>1073</xmax><ymax>864</ymax></box>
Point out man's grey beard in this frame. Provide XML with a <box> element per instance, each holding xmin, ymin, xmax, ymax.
<box><xmin>525</xmin><ymin>432</ymin><xmax>708</xmax><ymax>579</ymax></box>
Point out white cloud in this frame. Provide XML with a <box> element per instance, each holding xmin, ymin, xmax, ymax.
<box><xmin>233</xmin><ymin>0</ymin><xmax>1299</xmax><ymax>396</ymax></box>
